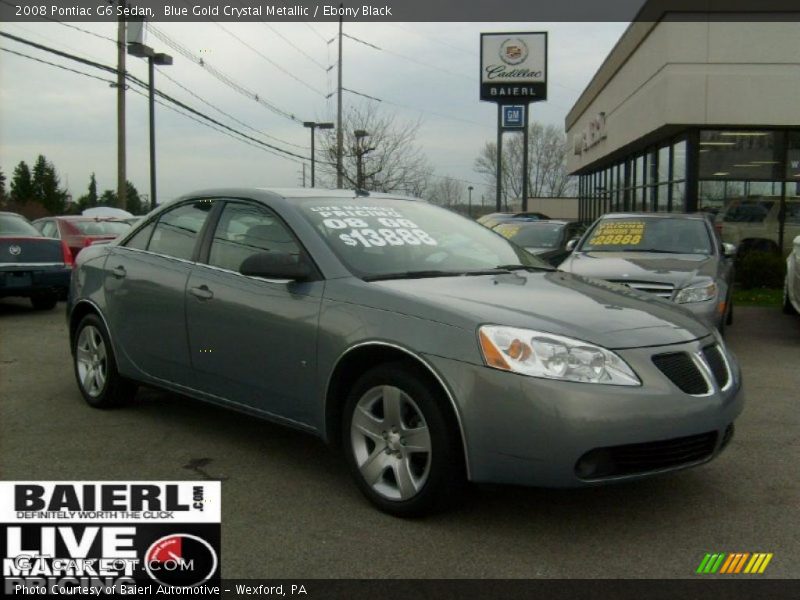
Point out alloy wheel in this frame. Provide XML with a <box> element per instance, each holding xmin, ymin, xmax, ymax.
<box><xmin>350</xmin><ymin>385</ymin><xmax>432</xmax><ymax>501</ymax></box>
<box><xmin>76</xmin><ymin>325</ymin><xmax>107</xmax><ymax>398</ymax></box>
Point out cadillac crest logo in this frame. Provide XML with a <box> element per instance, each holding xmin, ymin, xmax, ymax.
<box><xmin>499</xmin><ymin>38</ymin><xmax>528</xmax><ymax>65</ymax></box>
<box><xmin>8</xmin><ymin>245</ymin><xmax>22</xmax><ymax>256</ymax></box>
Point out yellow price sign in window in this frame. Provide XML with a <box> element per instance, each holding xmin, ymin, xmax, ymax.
<box><xmin>588</xmin><ymin>221</ymin><xmax>645</xmax><ymax>246</ymax></box>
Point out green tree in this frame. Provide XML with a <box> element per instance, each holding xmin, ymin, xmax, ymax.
<box><xmin>99</xmin><ymin>189</ymin><xmax>117</xmax><ymax>206</ymax></box>
<box><xmin>31</xmin><ymin>155</ymin><xmax>67</xmax><ymax>213</ymax></box>
<box><xmin>10</xmin><ymin>161</ymin><xmax>34</xmax><ymax>204</ymax></box>
<box><xmin>76</xmin><ymin>173</ymin><xmax>99</xmax><ymax>211</ymax></box>
<box><xmin>125</xmin><ymin>181</ymin><xmax>144</xmax><ymax>215</ymax></box>
<box><xmin>0</xmin><ymin>167</ymin><xmax>6</xmax><ymax>201</ymax></box>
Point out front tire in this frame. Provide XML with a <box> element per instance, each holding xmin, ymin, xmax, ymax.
<box><xmin>342</xmin><ymin>362</ymin><xmax>465</xmax><ymax>517</ymax></box>
<box><xmin>73</xmin><ymin>314</ymin><xmax>137</xmax><ymax>408</ymax></box>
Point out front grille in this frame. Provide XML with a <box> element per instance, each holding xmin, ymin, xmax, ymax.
<box><xmin>653</xmin><ymin>352</ymin><xmax>709</xmax><ymax>395</ymax></box>
<box><xmin>609</xmin><ymin>280</ymin><xmax>675</xmax><ymax>299</ymax></box>
<box><xmin>575</xmin><ymin>432</ymin><xmax>718</xmax><ymax>479</ymax></box>
<box><xmin>702</xmin><ymin>344</ymin><xmax>730</xmax><ymax>389</ymax></box>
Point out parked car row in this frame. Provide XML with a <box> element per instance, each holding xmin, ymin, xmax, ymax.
<box><xmin>480</xmin><ymin>211</ymin><xmax>736</xmax><ymax>333</ymax></box>
<box><xmin>0</xmin><ymin>211</ymin><xmax>133</xmax><ymax>310</ymax></box>
<box><xmin>66</xmin><ymin>188</ymin><xmax>743</xmax><ymax>517</ymax></box>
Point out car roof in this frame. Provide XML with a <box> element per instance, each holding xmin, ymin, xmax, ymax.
<box><xmin>497</xmin><ymin>219</ymin><xmax>571</xmax><ymax>226</ymax></box>
<box><xmin>600</xmin><ymin>212</ymin><xmax>708</xmax><ymax>221</ymax></box>
<box><xmin>163</xmin><ymin>187</ymin><xmax>423</xmax><ymax>207</ymax></box>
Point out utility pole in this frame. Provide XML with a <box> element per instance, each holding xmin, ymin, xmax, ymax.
<box><xmin>302</xmin><ymin>163</ymin><xmax>306</xmax><ymax>187</ymax></box>
<box><xmin>336</xmin><ymin>3</ymin><xmax>344</xmax><ymax>189</ymax></box>
<box><xmin>522</xmin><ymin>108</ymin><xmax>530</xmax><ymax>212</ymax></box>
<box><xmin>468</xmin><ymin>185</ymin><xmax>474</xmax><ymax>218</ymax></box>
<box><xmin>495</xmin><ymin>104</ymin><xmax>502</xmax><ymax>212</ymax></box>
<box><xmin>116</xmin><ymin>11</ymin><xmax>127</xmax><ymax>210</ymax></box>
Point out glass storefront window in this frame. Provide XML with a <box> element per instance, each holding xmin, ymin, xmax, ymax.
<box><xmin>699</xmin><ymin>130</ymin><xmax>782</xmax><ymax>180</ymax></box>
<box><xmin>657</xmin><ymin>184</ymin><xmax>670</xmax><ymax>212</ymax></box>
<box><xmin>658</xmin><ymin>145</ymin><xmax>671</xmax><ymax>183</ymax></box>
<box><xmin>673</xmin><ymin>140</ymin><xmax>687</xmax><ymax>182</ymax></box>
<box><xmin>788</xmin><ymin>132</ymin><xmax>800</xmax><ymax>179</ymax></box>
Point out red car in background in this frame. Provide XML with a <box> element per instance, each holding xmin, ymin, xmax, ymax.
<box><xmin>32</xmin><ymin>216</ymin><xmax>132</xmax><ymax>260</ymax></box>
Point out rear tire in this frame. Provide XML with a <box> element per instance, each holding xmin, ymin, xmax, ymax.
<box><xmin>73</xmin><ymin>314</ymin><xmax>137</xmax><ymax>408</ymax></box>
<box><xmin>342</xmin><ymin>362</ymin><xmax>465</xmax><ymax>517</ymax></box>
<box><xmin>31</xmin><ymin>294</ymin><xmax>57</xmax><ymax>311</ymax></box>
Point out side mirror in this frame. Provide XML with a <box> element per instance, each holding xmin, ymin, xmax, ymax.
<box><xmin>722</xmin><ymin>242</ymin><xmax>737</xmax><ymax>258</ymax></box>
<box><xmin>565</xmin><ymin>238</ymin><xmax>579</xmax><ymax>252</ymax></box>
<box><xmin>793</xmin><ymin>235</ymin><xmax>800</xmax><ymax>248</ymax></box>
<box><xmin>240</xmin><ymin>252</ymin><xmax>312</xmax><ymax>281</ymax></box>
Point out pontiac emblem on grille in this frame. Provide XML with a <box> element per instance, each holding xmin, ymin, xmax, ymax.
<box><xmin>8</xmin><ymin>245</ymin><xmax>22</xmax><ymax>256</ymax></box>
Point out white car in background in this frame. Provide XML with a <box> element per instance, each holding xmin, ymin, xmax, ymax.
<box><xmin>784</xmin><ymin>235</ymin><xmax>800</xmax><ymax>315</ymax></box>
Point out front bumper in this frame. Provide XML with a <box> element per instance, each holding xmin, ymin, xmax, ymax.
<box><xmin>425</xmin><ymin>335</ymin><xmax>743</xmax><ymax>488</ymax></box>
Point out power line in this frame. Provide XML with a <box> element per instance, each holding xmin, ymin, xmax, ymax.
<box><xmin>210</xmin><ymin>21</ymin><xmax>326</xmax><ymax>96</ymax></box>
<box><xmin>155</xmin><ymin>67</ymin><xmax>309</xmax><ymax>151</ymax></box>
<box><xmin>0</xmin><ymin>31</ymin><xmax>312</xmax><ymax>163</ymax></box>
<box><xmin>228</xmin><ymin>1</ymin><xmax>327</xmax><ymax>70</ymax></box>
<box><xmin>0</xmin><ymin>45</ymin><xmax>116</xmax><ymax>85</ymax></box>
<box><xmin>147</xmin><ymin>24</ymin><xmax>301</xmax><ymax>123</ymax></box>
<box><xmin>1</xmin><ymin>30</ymin><xmax>487</xmax><ymax>191</ymax></box>
<box><xmin>19</xmin><ymin>15</ymin><xmax>310</xmax><ymax>151</ymax></box>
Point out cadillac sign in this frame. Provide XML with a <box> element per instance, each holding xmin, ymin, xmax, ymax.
<box><xmin>480</xmin><ymin>32</ymin><xmax>547</xmax><ymax>103</ymax></box>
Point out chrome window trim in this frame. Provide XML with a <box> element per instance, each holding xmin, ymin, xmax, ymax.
<box><xmin>0</xmin><ymin>262</ymin><xmax>66</xmax><ymax>267</ymax></box>
<box><xmin>191</xmin><ymin>261</ymin><xmax>294</xmax><ymax>285</ymax></box>
<box><xmin>113</xmin><ymin>245</ymin><xmax>196</xmax><ymax>266</ymax></box>
<box><xmin>326</xmin><ymin>340</ymin><xmax>472</xmax><ymax>480</ymax></box>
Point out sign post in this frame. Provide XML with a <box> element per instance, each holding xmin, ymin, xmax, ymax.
<box><xmin>480</xmin><ymin>32</ymin><xmax>548</xmax><ymax>212</ymax></box>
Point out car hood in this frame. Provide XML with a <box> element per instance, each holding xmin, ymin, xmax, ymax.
<box><xmin>560</xmin><ymin>252</ymin><xmax>717</xmax><ymax>288</ymax></box>
<box><xmin>331</xmin><ymin>271</ymin><xmax>710</xmax><ymax>350</ymax></box>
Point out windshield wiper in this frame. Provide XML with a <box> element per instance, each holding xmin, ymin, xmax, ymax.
<box><xmin>495</xmin><ymin>263</ymin><xmax>556</xmax><ymax>272</ymax></box>
<box><xmin>618</xmin><ymin>248</ymin><xmax>684</xmax><ymax>254</ymax></box>
<box><xmin>362</xmin><ymin>270</ymin><xmax>465</xmax><ymax>282</ymax></box>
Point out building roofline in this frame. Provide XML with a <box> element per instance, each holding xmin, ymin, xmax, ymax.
<box><xmin>564</xmin><ymin>0</ymin><xmax>800</xmax><ymax>132</ymax></box>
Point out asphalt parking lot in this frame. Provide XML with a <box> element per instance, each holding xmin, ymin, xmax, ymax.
<box><xmin>1</xmin><ymin>300</ymin><xmax>798</xmax><ymax>579</ymax></box>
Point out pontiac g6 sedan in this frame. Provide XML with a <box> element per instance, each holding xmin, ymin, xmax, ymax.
<box><xmin>67</xmin><ymin>189</ymin><xmax>743</xmax><ymax>516</ymax></box>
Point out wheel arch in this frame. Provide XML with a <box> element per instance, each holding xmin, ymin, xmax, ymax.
<box><xmin>69</xmin><ymin>299</ymin><xmax>113</xmax><ymax>354</ymax></box>
<box><xmin>324</xmin><ymin>341</ymin><xmax>471</xmax><ymax>479</ymax></box>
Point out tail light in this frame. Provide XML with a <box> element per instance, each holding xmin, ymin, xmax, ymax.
<box><xmin>714</xmin><ymin>223</ymin><xmax>723</xmax><ymax>235</ymax></box>
<box><xmin>83</xmin><ymin>237</ymin><xmax>94</xmax><ymax>247</ymax></box>
<box><xmin>61</xmin><ymin>240</ymin><xmax>74</xmax><ymax>267</ymax></box>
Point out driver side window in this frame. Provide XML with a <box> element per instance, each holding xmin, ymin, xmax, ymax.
<box><xmin>208</xmin><ymin>202</ymin><xmax>300</xmax><ymax>272</ymax></box>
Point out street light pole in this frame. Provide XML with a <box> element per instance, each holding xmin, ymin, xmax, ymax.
<box><xmin>128</xmin><ymin>41</ymin><xmax>172</xmax><ymax>208</ymax></box>
<box><xmin>468</xmin><ymin>185</ymin><xmax>474</xmax><ymax>218</ymax></box>
<box><xmin>303</xmin><ymin>121</ymin><xmax>334</xmax><ymax>188</ymax></box>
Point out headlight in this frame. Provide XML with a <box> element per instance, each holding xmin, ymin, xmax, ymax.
<box><xmin>478</xmin><ymin>325</ymin><xmax>640</xmax><ymax>386</ymax></box>
<box><xmin>674</xmin><ymin>281</ymin><xmax>717</xmax><ymax>304</ymax></box>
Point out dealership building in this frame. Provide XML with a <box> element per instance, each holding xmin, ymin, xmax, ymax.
<box><xmin>565</xmin><ymin>2</ymin><xmax>800</xmax><ymax>245</ymax></box>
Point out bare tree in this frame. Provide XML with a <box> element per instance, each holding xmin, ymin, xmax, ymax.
<box><xmin>319</xmin><ymin>103</ymin><xmax>432</xmax><ymax>194</ymax></box>
<box><xmin>427</xmin><ymin>177</ymin><xmax>464</xmax><ymax>208</ymax></box>
<box><xmin>475</xmin><ymin>122</ymin><xmax>576</xmax><ymax>203</ymax></box>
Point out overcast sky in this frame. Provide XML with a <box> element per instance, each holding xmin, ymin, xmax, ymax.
<box><xmin>0</xmin><ymin>21</ymin><xmax>627</xmax><ymax>205</ymax></box>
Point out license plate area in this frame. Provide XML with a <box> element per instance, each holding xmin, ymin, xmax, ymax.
<box><xmin>3</xmin><ymin>271</ymin><xmax>33</xmax><ymax>287</ymax></box>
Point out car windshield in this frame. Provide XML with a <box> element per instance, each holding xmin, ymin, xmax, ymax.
<box><xmin>580</xmin><ymin>217</ymin><xmax>713</xmax><ymax>255</ymax></box>
<box><xmin>73</xmin><ymin>220</ymin><xmax>131</xmax><ymax>235</ymax></box>
<box><xmin>298</xmin><ymin>198</ymin><xmax>551</xmax><ymax>279</ymax></box>
<box><xmin>722</xmin><ymin>199</ymin><xmax>775</xmax><ymax>223</ymax></box>
<box><xmin>0</xmin><ymin>214</ymin><xmax>41</xmax><ymax>236</ymax></box>
<box><xmin>495</xmin><ymin>222</ymin><xmax>564</xmax><ymax>248</ymax></box>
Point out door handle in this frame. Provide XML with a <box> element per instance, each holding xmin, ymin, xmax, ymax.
<box><xmin>111</xmin><ymin>266</ymin><xmax>126</xmax><ymax>279</ymax></box>
<box><xmin>189</xmin><ymin>285</ymin><xmax>214</xmax><ymax>300</ymax></box>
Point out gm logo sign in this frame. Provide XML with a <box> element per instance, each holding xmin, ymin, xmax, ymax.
<box><xmin>696</xmin><ymin>552</ymin><xmax>773</xmax><ymax>574</ymax></box>
<box><xmin>501</xmin><ymin>105</ymin><xmax>525</xmax><ymax>129</ymax></box>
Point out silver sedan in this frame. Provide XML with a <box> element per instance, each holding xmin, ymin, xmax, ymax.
<box><xmin>67</xmin><ymin>189</ymin><xmax>743</xmax><ymax>516</ymax></box>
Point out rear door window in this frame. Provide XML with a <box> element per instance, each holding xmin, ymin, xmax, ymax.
<box><xmin>147</xmin><ymin>200</ymin><xmax>215</xmax><ymax>261</ymax></box>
